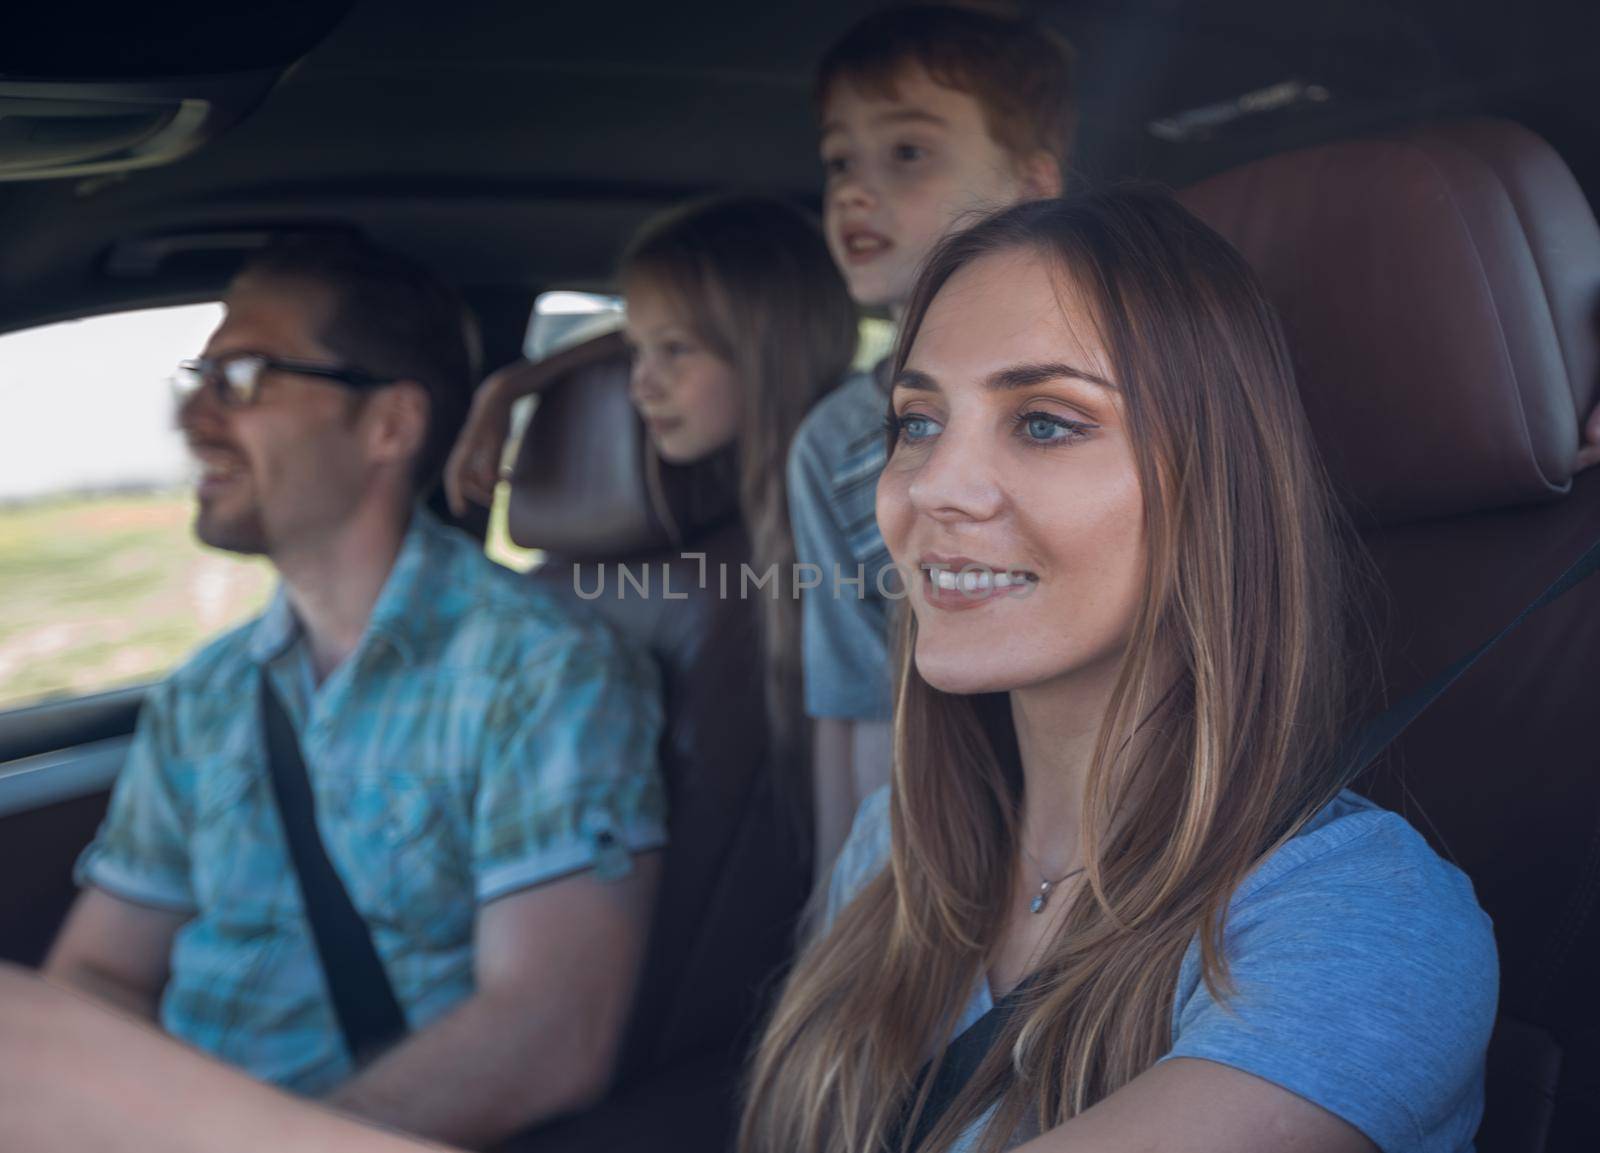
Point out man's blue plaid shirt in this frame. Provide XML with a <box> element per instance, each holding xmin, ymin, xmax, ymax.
<box><xmin>76</xmin><ymin>507</ymin><xmax>665</xmax><ymax>1092</ymax></box>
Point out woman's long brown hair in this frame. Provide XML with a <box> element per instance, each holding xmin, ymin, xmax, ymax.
<box><xmin>740</xmin><ymin>188</ymin><xmax>1374</xmax><ymax>1153</ymax></box>
<box><xmin>622</xmin><ymin>195</ymin><xmax>859</xmax><ymax>814</ymax></box>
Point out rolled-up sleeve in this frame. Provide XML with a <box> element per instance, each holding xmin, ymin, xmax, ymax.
<box><xmin>74</xmin><ymin>681</ymin><xmax>197</xmax><ymax>912</ymax></box>
<box><xmin>473</xmin><ymin>622</ymin><xmax>667</xmax><ymax>904</ymax></box>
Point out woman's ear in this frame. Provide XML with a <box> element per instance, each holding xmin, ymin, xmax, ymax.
<box><xmin>1016</xmin><ymin>150</ymin><xmax>1064</xmax><ymax>201</ymax></box>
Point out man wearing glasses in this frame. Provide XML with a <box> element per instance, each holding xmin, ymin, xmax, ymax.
<box><xmin>41</xmin><ymin>240</ymin><xmax>668</xmax><ymax>1148</ymax></box>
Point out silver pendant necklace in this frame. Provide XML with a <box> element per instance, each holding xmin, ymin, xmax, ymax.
<box><xmin>1021</xmin><ymin>844</ymin><xmax>1085</xmax><ymax>915</ymax></box>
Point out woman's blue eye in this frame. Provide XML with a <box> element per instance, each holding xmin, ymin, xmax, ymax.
<box><xmin>892</xmin><ymin>143</ymin><xmax>926</xmax><ymax>163</ymax></box>
<box><xmin>823</xmin><ymin>155</ymin><xmax>850</xmax><ymax>178</ymax></box>
<box><xmin>1017</xmin><ymin>411</ymin><xmax>1093</xmax><ymax>445</ymax></box>
<box><xmin>887</xmin><ymin>412</ymin><xmax>940</xmax><ymax>444</ymax></box>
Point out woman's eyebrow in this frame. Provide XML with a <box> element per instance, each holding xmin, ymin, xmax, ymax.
<box><xmin>891</xmin><ymin>362</ymin><xmax>1115</xmax><ymax>394</ymax></box>
<box><xmin>891</xmin><ymin>368</ymin><xmax>939</xmax><ymax>393</ymax></box>
<box><xmin>986</xmin><ymin>361</ymin><xmax>1116</xmax><ymax>392</ymax></box>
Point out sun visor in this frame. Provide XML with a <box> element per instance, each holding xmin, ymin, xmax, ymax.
<box><xmin>0</xmin><ymin>3</ymin><xmax>354</xmax><ymax>182</ymax></box>
<box><xmin>0</xmin><ymin>93</ymin><xmax>222</xmax><ymax>181</ymax></box>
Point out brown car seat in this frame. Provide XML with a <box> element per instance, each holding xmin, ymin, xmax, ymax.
<box><xmin>494</xmin><ymin>333</ymin><xmax>810</xmax><ymax>1150</ymax></box>
<box><xmin>1180</xmin><ymin>119</ymin><xmax>1600</xmax><ymax>1153</ymax></box>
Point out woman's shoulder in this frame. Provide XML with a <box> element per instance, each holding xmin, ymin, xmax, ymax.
<box><xmin>1239</xmin><ymin>789</ymin><xmax>1486</xmax><ymax>919</ymax></box>
<box><xmin>1231</xmin><ymin>788</ymin><xmax>1498</xmax><ymax>1007</ymax></box>
<box><xmin>1165</xmin><ymin>790</ymin><xmax>1498</xmax><ymax>1152</ymax></box>
<box><xmin>1224</xmin><ymin>788</ymin><xmax>1497</xmax><ymax>993</ymax></box>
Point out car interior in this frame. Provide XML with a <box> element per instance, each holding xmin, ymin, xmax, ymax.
<box><xmin>0</xmin><ymin>2</ymin><xmax>1596</xmax><ymax>1151</ymax></box>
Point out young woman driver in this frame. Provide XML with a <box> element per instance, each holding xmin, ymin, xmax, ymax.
<box><xmin>739</xmin><ymin>188</ymin><xmax>1497</xmax><ymax>1153</ymax></box>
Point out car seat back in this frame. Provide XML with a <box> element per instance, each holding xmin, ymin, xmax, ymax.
<box><xmin>1181</xmin><ymin>118</ymin><xmax>1600</xmax><ymax>1153</ymax></box>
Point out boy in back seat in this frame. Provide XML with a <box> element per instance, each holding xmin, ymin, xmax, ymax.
<box><xmin>791</xmin><ymin>4</ymin><xmax>1077</xmax><ymax>868</ymax></box>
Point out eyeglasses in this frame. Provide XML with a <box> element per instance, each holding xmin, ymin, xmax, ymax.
<box><xmin>171</xmin><ymin>354</ymin><xmax>397</xmax><ymax>409</ymax></box>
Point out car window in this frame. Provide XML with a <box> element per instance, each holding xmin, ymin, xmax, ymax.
<box><xmin>0</xmin><ymin>304</ymin><xmax>273</xmax><ymax>713</ymax></box>
<box><xmin>855</xmin><ymin>316</ymin><xmax>894</xmax><ymax>372</ymax></box>
<box><xmin>524</xmin><ymin>290</ymin><xmax>624</xmax><ymax>360</ymax></box>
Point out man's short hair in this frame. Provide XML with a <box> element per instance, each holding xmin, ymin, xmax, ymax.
<box><xmin>816</xmin><ymin>3</ymin><xmax>1077</xmax><ymax>172</ymax></box>
<box><xmin>234</xmin><ymin>237</ymin><xmax>479</xmax><ymax>495</ymax></box>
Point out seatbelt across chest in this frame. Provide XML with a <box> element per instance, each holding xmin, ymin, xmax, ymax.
<box><xmin>259</xmin><ymin>670</ymin><xmax>408</xmax><ymax>1066</ymax></box>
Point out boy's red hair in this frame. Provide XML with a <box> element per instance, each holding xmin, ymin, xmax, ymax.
<box><xmin>816</xmin><ymin>3</ymin><xmax>1077</xmax><ymax>172</ymax></box>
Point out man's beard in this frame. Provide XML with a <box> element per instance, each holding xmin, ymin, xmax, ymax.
<box><xmin>194</xmin><ymin>496</ymin><xmax>269</xmax><ymax>556</ymax></box>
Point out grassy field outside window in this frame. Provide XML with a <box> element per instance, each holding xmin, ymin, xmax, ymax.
<box><xmin>0</xmin><ymin>491</ymin><xmax>273</xmax><ymax>712</ymax></box>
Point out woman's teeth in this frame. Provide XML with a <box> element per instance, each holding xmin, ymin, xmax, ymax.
<box><xmin>926</xmin><ymin>567</ymin><xmax>1037</xmax><ymax>591</ymax></box>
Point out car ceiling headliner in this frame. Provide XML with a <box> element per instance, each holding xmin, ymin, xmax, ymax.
<box><xmin>0</xmin><ymin>0</ymin><xmax>1592</xmax><ymax>336</ymax></box>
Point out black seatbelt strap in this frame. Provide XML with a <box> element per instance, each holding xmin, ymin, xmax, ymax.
<box><xmin>259</xmin><ymin>670</ymin><xmax>408</xmax><ymax>1066</ymax></box>
<box><xmin>894</xmin><ymin>531</ymin><xmax>1600</xmax><ymax>1150</ymax></box>
<box><xmin>894</xmin><ymin>977</ymin><xmax>1040</xmax><ymax>1152</ymax></box>
<box><xmin>1336</xmin><ymin>532</ymin><xmax>1600</xmax><ymax>778</ymax></box>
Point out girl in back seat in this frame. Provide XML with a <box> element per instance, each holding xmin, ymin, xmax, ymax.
<box><xmin>447</xmin><ymin>194</ymin><xmax>859</xmax><ymax>846</ymax></box>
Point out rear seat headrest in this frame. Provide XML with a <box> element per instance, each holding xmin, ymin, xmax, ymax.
<box><xmin>506</xmin><ymin>332</ymin><xmax>739</xmax><ymax>560</ymax></box>
<box><xmin>1178</xmin><ymin>118</ymin><xmax>1600</xmax><ymax>527</ymax></box>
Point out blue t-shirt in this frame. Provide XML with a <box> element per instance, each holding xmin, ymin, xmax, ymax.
<box><xmin>827</xmin><ymin>787</ymin><xmax>1498</xmax><ymax>1152</ymax></box>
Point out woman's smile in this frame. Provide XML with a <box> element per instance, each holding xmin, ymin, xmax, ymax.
<box><xmin>916</xmin><ymin>552</ymin><xmax>1040</xmax><ymax>611</ymax></box>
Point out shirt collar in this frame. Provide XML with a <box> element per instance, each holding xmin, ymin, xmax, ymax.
<box><xmin>246</xmin><ymin>586</ymin><xmax>301</xmax><ymax>665</ymax></box>
<box><xmin>362</xmin><ymin>505</ymin><xmax>447</xmax><ymax>666</ymax></box>
<box><xmin>245</xmin><ymin>504</ymin><xmax>446</xmax><ymax>668</ymax></box>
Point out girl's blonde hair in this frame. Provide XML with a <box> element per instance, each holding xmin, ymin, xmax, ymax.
<box><xmin>622</xmin><ymin>195</ymin><xmax>859</xmax><ymax>827</ymax></box>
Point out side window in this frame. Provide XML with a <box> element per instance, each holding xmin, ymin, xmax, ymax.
<box><xmin>855</xmin><ymin>316</ymin><xmax>895</xmax><ymax>372</ymax></box>
<box><xmin>524</xmin><ymin>290</ymin><xmax>624</xmax><ymax>360</ymax></box>
<box><xmin>0</xmin><ymin>304</ymin><xmax>273</xmax><ymax>713</ymax></box>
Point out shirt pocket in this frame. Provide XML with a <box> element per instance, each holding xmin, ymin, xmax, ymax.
<box><xmin>326</xmin><ymin>775</ymin><xmax>472</xmax><ymax>948</ymax></box>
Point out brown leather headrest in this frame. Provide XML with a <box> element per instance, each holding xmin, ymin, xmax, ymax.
<box><xmin>506</xmin><ymin>331</ymin><xmax>739</xmax><ymax>560</ymax></box>
<box><xmin>1179</xmin><ymin>118</ymin><xmax>1600</xmax><ymax>527</ymax></box>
